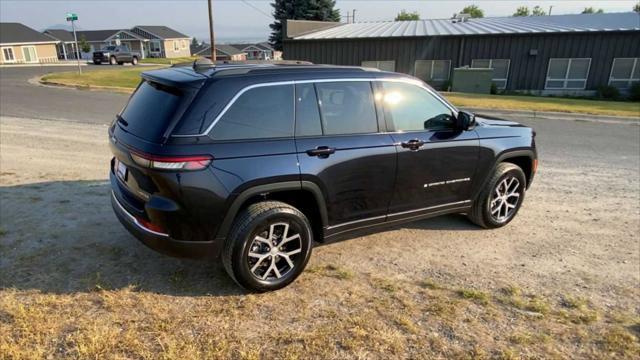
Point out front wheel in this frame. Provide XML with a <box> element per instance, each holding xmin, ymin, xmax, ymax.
<box><xmin>93</xmin><ymin>60</ymin><xmax>101</xmax><ymax>65</ymax></box>
<box><xmin>131</xmin><ymin>56</ymin><xmax>138</xmax><ymax>65</ymax></box>
<box><xmin>109</xmin><ymin>56</ymin><xmax>117</xmax><ymax>65</ymax></box>
<box><xmin>222</xmin><ymin>201</ymin><xmax>313</xmax><ymax>292</ymax></box>
<box><xmin>468</xmin><ymin>162</ymin><xmax>526</xmax><ymax>228</ymax></box>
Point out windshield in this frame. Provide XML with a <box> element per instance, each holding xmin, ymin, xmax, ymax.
<box><xmin>103</xmin><ymin>46</ymin><xmax>116</xmax><ymax>51</ymax></box>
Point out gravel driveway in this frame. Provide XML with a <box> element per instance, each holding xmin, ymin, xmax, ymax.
<box><xmin>1</xmin><ymin>112</ymin><xmax>638</xmax><ymax>358</ymax></box>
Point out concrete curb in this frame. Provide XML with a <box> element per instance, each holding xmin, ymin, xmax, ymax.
<box><xmin>1</xmin><ymin>62</ymin><xmax>89</xmax><ymax>68</ymax></box>
<box><xmin>34</xmin><ymin>75</ymin><xmax>134</xmax><ymax>94</ymax></box>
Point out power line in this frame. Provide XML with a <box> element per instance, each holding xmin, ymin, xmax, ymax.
<box><xmin>240</xmin><ymin>0</ymin><xmax>272</xmax><ymax>19</ymax></box>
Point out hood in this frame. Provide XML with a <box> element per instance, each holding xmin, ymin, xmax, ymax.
<box><xmin>474</xmin><ymin>114</ymin><xmax>524</xmax><ymax>127</ymax></box>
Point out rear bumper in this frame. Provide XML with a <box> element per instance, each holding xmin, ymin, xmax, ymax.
<box><xmin>110</xmin><ymin>181</ymin><xmax>222</xmax><ymax>260</ymax></box>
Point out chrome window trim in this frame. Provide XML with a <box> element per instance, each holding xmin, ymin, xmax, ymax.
<box><xmin>172</xmin><ymin>77</ymin><xmax>458</xmax><ymax>138</ymax></box>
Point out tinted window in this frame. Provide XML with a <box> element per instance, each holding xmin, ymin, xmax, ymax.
<box><xmin>381</xmin><ymin>82</ymin><xmax>454</xmax><ymax>131</ymax></box>
<box><xmin>295</xmin><ymin>83</ymin><xmax>322</xmax><ymax>137</ymax></box>
<box><xmin>315</xmin><ymin>82</ymin><xmax>378</xmax><ymax>135</ymax></box>
<box><xmin>120</xmin><ymin>80</ymin><xmax>183</xmax><ymax>142</ymax></box>
<box><xmin>211</xmin><ymin>84</ymin><xmax>294</xmax><ymax>140</ymax></box>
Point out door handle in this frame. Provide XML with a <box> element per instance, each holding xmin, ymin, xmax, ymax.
<box><xmin>306</xmin><ymin>146</ymin><xmax>336</xmax><ymax>158</ymax></box>
<box><xmin>400</xmin><ymin>139</ymin><xmax>425</xmax><ymax>150</ymax></box>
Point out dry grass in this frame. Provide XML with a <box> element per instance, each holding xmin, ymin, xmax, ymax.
<box><xmin>41</xmin><ymin>66</ymin><xmax>162</xmax><ymax>90</ymax></box>
<box><xmin>2</xmin><ymin>273</ymin><xmax>639</xmax><ymax>359</ymax></box>
<box><xmin>444</xmin><ymin>92</ymin><xmax>640</xmax><ymax>117</ymax></box>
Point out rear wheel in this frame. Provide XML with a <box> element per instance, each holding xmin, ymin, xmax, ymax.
<box><xmin>109</xmin><ymin>56</ymin><xmax>117</xmax><ymax>65</ymax></box>
<box><xmin>222</xmin><ymin>201</ymin><xmax>313</xmax><ymax>292</ymax></box>
<box><xmin>468</xmin><ymin>163</ymin><xmax>526</xmax><ymax>228</ymax></box>
<box><xmin>131</xmin><ymin>56</ymin><xmax>138</xmax><ymax>65</ymax></box>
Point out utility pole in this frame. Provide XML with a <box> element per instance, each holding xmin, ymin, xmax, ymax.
<box><xmin>66</xmin><ymin>12</ymin><xmax>81</xmax><ymax>74</ymax></box>
<box><xmin>548</xmin><ymin>6</ymin><xmax>553</xmax><ymax>15</ymax></box>
<box><xmin>208</xmin><ymin>0</ymin><xmax>216</xmax><ymax>61</ymax></box>
<box><xmin>344</xmin><ymin>12</ymin><xmax>350</xmax><ymax>23</ymax></box>
<box><xmin>352</xmin><ymin>9</ymin><xmax>356</xmax><ymax>23</ymax></box>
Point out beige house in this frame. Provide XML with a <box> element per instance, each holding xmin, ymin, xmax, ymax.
<box><xmin>130</xmin><ymin>25</ymin><xmax>191</xmax><ymax>58</ymax></box>
<box><xmin>0</xmin><ymin>23</ymin><xmax>58</xmax><ymax>64</ymax></box>
<box><xmin>191</xmin><ymin>43</ymin><xmax>247</xmax><ymax>61</ymax></box>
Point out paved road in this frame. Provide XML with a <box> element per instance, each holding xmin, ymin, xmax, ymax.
<box><xmin>0</xmin><ymin>66</ymin><xmax>129</xmax><ymax>124</ymax></box>
<box><xmin>1</xmin><ymin>66</ymin><xmax>638</xmax><ymax>167</ymax></box>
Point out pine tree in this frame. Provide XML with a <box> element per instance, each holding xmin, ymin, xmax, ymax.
<box><xmin>269</xmin><ymin>0</ymin><xmax>340</xmax><ymax>51</ymax></box>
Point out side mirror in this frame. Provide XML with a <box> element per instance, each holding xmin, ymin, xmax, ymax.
<box><xmin>455</xmin><ymin>111</ymin><xmax>475</xmax><ymax>131</ymax></box>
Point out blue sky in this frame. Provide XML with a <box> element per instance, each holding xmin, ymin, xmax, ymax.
<box><xmin>1</xmin><ymin>0</ymin><xmax>637</xmax><ymax>43</ymax></box>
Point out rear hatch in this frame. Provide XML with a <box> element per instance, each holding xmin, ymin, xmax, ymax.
<box><xmin>115</xmin><ymin>67</ymin><xmax>207</xmax><ymax>144</ymax></box>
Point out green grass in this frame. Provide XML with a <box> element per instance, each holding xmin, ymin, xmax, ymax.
<box><xmin>444</xmin><ymin>92</ymin><xmax>640</xmax><ymax>118</ymax></box>
<box><xmin>139</xmin><ymin>56</ymin><xmax>199</xmax><ymax>65</ymax></box>
<box><xmin>458</xmin><ymin>288</ymin><xmax>490</xmax><ymax>305</ymax></box>
<box><xmin>41</xmin><ymin>66</ymin><xmax>163</xmax><ymax>90</ymax></box>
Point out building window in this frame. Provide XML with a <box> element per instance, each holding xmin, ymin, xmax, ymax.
<box><xmin>1</xmin><ymin>47</ymin><xmax>15</xmax><ymax>62</ymax></box>
<box><xmin>414</xmin><ymin>60</ymin><xmax>451</xmax><ymax>82</ymax></box>
<box><xmin>182</xmin><ymin>40</ymin><xmax>187</xmax><ymax>49</ymax></box>
<box><xmin>150</xmin><ymin>40</ymin><xmax>161</xmax><ymax>53</ymax></box>
<box><xmin>545</xmin><ymin>58</ymin><xmax>591</xmax><ymax>90</ymax></box>
<box><xmin>21</xmin><ymin>46</ymin><xmax>38</xmax><ymax>63</ymax></box>
<box><xmin>471</xmin><ymin>59</ymin><xmax>510</xmax><ymax>89</ymax></box>
<box><xmin>173</xmin><ymin>41</ymin><xmax>179</xmax><ymax>52</ymax></box>
<box><xmin>609</xmin><ymin>58</ymin><xmax>640</xmax><ymax>89</ymax></box>
<box><xmin>361</xmin><ymin>60</ymin><xmax>395</xmax><ymax>72</ymax></box>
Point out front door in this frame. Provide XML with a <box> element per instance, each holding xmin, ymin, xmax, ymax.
<box><xmin>379</xmin><ymin>81</ymin><xmax>479</xmax><ymax>217</ymax></box>
<box><xmin>294</xmin><ymin>81</ymin><xmax>397</xmax><ymax>236</ymax></box>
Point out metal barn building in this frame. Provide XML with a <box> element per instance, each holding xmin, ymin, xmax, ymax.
<box><xmin>283</xmin><ymin>12</ymin><xmax>640</xmax><ymax>94</ymax></box>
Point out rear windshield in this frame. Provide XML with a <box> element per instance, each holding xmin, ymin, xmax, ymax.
<box><xmin>119</xmin><ymin>80</ymin><xmax>183</xmax><ymax>142</ymax></box>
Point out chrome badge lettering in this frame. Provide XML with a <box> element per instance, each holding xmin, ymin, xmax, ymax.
<box><xmin>424</xmin><ymin>177</ymin><xmax>471</xmax><ymax>188</ymax></box>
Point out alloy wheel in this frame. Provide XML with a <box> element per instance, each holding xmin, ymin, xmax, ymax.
<box><xmin>490</xmin><ymin>176</ymin><xmax>521</xmax><ymax>223</ymax></box>
<box><xmin>247</xmin><ymin>222</ymin><xmax>302</xmax><ymax>281</ymax></box>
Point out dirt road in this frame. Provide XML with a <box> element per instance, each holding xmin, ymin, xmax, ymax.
<box><xmin>1</xmin><ymin>115</ymin><xmax>638</xmax><ymax>359</ymax></box>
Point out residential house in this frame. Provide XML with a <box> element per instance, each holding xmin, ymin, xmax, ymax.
<box><xmin>284</xmin><ymin>12</ymin><xmax>640</xmax><ymax>94</ymax></box>
<box><xmin>130</xmin><ymin>25</ymin><xmax>191</xmax><ymax>58</ymax></box>
<box><xmin>45</xmin><ymin>25</ymin><xmax>191</xmax><ymax>60</ymax></box>
<box><xmin>229</xmin><ymin>42</ymin><xmax>282</xmax><ymax>60</ymax></box>
<box><xmin>0</xmin><ymin>23</ymin><xmax>58</xmax><ymax>64</ymax></box>
<box><xmin>191</xmin><ymin>42</ymin><xmax>247</xmax><ymax>61</ymax></box>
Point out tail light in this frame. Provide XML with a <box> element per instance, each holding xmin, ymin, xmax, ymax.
<box><xmin>130</xmin><ymin>152</ymin><xmax>212</xmax><ymax>171</ymax></box>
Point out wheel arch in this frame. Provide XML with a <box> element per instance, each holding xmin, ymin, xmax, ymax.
<box><xmin>215</xmin><ymin>181</ymin><xmax>328</xmax><ymax>243</ymax></box>
<box><xmin>496</xmin><ymin>150</ymin><xmax>535</xmax><ymax>188</ymax></box>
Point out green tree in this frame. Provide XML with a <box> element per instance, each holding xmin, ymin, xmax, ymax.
<box><xmin>461</xmin><ymin>4</ymin><xmax>484</xmax><ymax>18</ymax></box>
<box><xmin>191</xmin><ymin>37</ymin><xmax>198</xmax><ymax>46</ymax></box>
<box><xmin>513</xmin><ymin>6</ymin><xmax>530</xmax><ymax>16</ymax></box>
<box><xmin>633</xmin><ymin>2</ymin><xmax>640</xmax><ymax>12</ymax></box>
<box><xmin>582</xmin><ymin>7</ymin><xmax>604</xmax><ymax>14</ymax></box>
<box><xmin>78</xmin><ymin>35</ymin><xmax>90</xmax><ymax>53</ymax></box>
<box><xmin>269</xmin><ymin>0</ymin><xmax>340</xmax><ymax>51</ymax></box>
<box><xmin>395</xmin><ymin>10</ymin><xmax>420</xmax><ymax>21</ymax></box>
<box><xmin>531</xmin><ymin>5</ymin><xmax>546</xmax><ymax>16</ymax></box>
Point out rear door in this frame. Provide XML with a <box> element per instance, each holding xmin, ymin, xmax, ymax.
<box><xmin>294</xmin><ymin>81</ymin><xmax>397</xmax><ymax>235</ymax></box>
<box><xmin>379</xmin><ymin>81</ymin><xmax>479</xmax><ymax>217</ymax></box>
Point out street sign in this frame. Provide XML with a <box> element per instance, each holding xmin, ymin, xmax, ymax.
<box><xmin>66</xmin><ymin>13</ymin><xmax>78</xmax><ymax>21</ymax></box>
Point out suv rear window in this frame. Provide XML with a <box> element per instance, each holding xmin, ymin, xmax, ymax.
<box><xmin>119</xmin><ymin>80</ymin><xmax>183</xmax><ymax>142</ymax></box>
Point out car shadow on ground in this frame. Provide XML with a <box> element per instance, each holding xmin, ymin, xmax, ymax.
<box><xmin>0</xmin><ymin>180</ymin><xmax>478</xmax><ymax>296</ymax></box>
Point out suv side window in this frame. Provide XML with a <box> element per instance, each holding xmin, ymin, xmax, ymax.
<box><xmin>315</xmin><ymin>82</ymin><xmax>378</xmax><ymax>135</ymax></box>
<box><xmin>211</xmin><ymin>84</ymin><xmax>294</xmax><ymax>140</ymax></box>
<box><xmin>295</xmin><ymin>83</ymin><xmax>322</xmax><ymax>137</ymax></box>
<box><xmin>381</xmin><ymin>81</ymin><xmax>455</xmax><ymax>131</ymax></box>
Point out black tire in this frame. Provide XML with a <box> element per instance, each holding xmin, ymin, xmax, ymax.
<box><xmin>222</xmin><ymin>201</ymin><xmax>313</xmax><ymax>292</ymax></box>
<box><xmin>468</xmin><ymin>162</ymin><xmax>526</xmax><ymax>229</ymax></box>
<box><xmin>117</xmin><ymin>61</ymin><xmax>124</xmax><ymax>65</ymax></box>
<box><xmin>109</xmin><ymin>56</ymin><xmax>117</xmax><ymax>65</ymax></box>
<box><xmin>93</xmin><ymin>60</ymin><xmax>101</xmax><ymax>65</ymax></box>
<box><xmin>132</xmin><ymin>56</ymin><xmax>138</xmax><ymax>65</ymax></box>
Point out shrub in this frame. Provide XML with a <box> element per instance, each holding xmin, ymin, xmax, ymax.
<box><xmin>596</xmin><ymin>85</ymin><xmax>620</xmax><ymax>100</ymax></box>
<box><xmin>628</xmin><ymin>82</ymin><xmax>640</xmax><ymax>101</ymax></box>
<box><xmin>490</xmin><ymin>82</ymin><xmax>498</xmax><ymax>95</ymax></box>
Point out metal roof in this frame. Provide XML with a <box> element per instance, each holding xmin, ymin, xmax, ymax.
<box><xmin>0</xmin><ymin>23</ymin><xmax>58</xmax><ymax>44</ymax></box>
<box><xmin>292</xmin><ymin>12</ymin><xmax>640</xmax><ymax>40</ymax></box>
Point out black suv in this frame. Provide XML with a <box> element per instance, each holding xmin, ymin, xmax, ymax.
<box><xmin>109</xmin><ymin>62</ymin><xmax>537</xmax><ymax>291</ymax></box>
